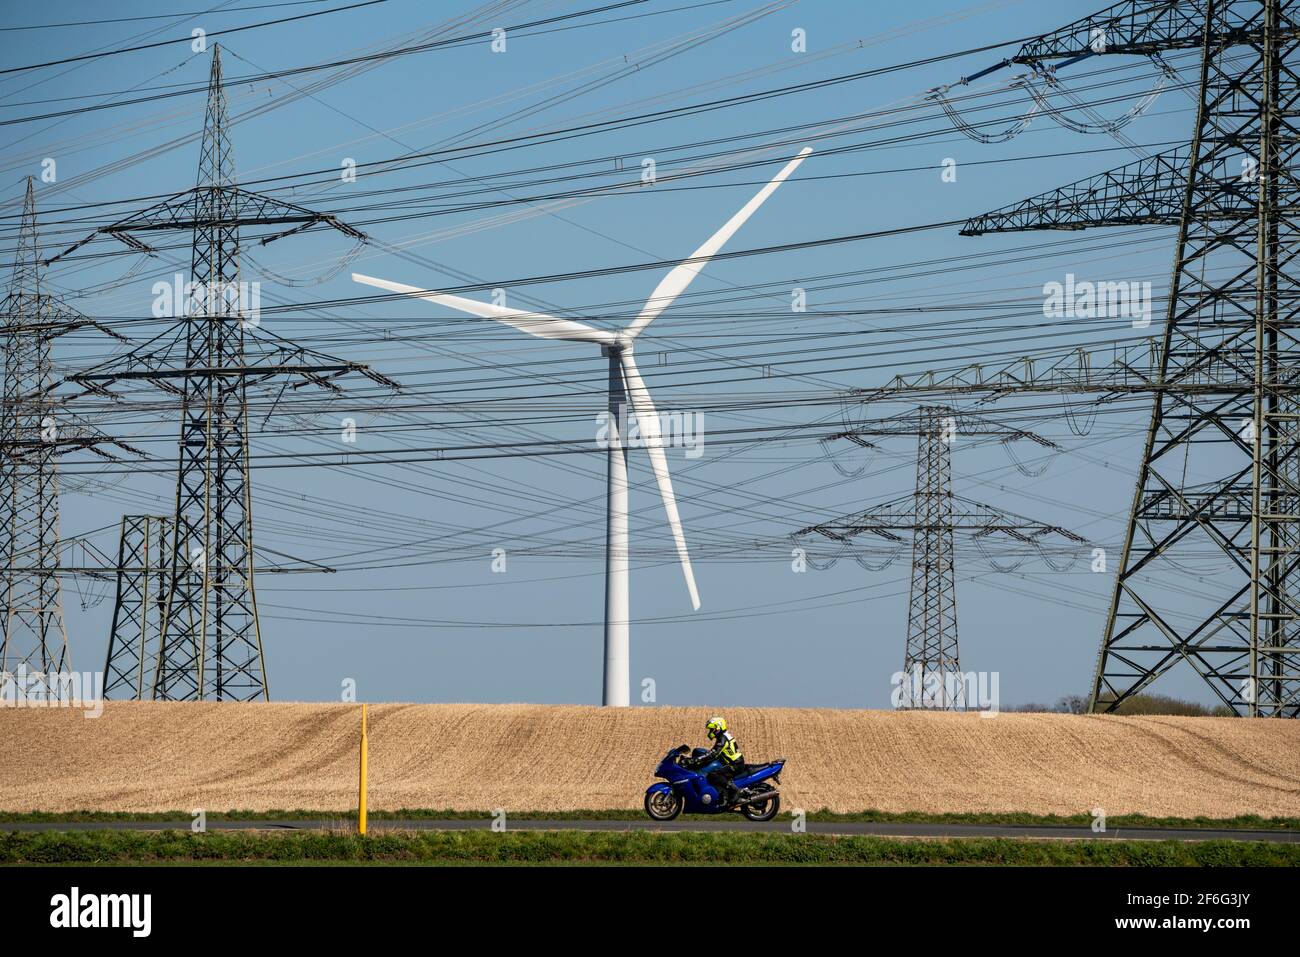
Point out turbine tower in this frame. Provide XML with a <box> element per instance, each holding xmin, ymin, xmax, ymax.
<box><xmin>354</xmin><ymin>147</ymin><xmax>811</xmax><ymax>705</ymax></box>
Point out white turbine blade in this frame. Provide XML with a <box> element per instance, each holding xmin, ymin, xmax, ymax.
<box><xmin>619</xmin><ymin>351</ymin><xmax>700</xmax><ymax>610</ymax></box>
<box><xmin>627</xmin><ymin>146</ymin><xmax>812</xmax><ymax>339</ymax></box>
<box><xmin>352</xmin><ymin>273</ymin><xmax>614</xmax><ymax>344</ymax></box>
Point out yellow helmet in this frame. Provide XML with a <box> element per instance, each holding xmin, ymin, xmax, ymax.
<box><xmin>706</xmin><ymin>715</ymin><xmax>727</xmax><ymax>739</ymax></box>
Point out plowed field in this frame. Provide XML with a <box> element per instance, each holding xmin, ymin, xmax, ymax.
<box><xmin>2</xmin><ymin>702</ymin><xmax>1297</xmax><ymax>816</ymax></box>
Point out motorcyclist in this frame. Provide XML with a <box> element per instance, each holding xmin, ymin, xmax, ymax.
<box><xmin>692</xmin><ymin>715</ymin><xmax>745</xmax><ymax>806</ymax></box>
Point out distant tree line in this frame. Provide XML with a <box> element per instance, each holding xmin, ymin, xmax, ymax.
<box><xmin>1006</xmin><ymin>693</ymin><xmax>1234</xmax><ymax>717</ymax></box>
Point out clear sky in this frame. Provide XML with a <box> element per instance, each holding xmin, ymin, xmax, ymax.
<box><xmin>0</xmin><ymin>1</ymin><xmax>1220</xmax><ymax>709</ymax></box>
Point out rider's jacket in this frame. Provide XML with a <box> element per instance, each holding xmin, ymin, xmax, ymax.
<box><xmin>700</xmin><ymin>730</ymin><xmax>743</xmax><ymax>767</ymax></box>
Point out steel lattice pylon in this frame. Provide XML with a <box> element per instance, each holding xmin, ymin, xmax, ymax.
<box><xmin>45</xmin><ymin>45</ymin><xmax>391</xmax><ymax>700</ymax></box>
<box><xmin>102</xmin><ymin>515</ymin><xmax>173</xmax><ymax>700</ymax></box>
<box><xmin>905</xmin><ymin>408</ymin><xmax>962</xmax><ymax>707</ymax></box>
<box><xmin>0</xmin><ymin>178</ymin><xmax>66</xmax><ymax>690</ymax></box>
<box><xmin>799</xmin><ymin>407</ymin><xmax>1082</xmax><ymax>709</ymax></box>
<box><xmin>157</xmin><ymin>44</ymin><xmax>263</xmax><ymax>701</ymax></box>
<box><xmin>935</xmin><ymin>0</ymin><xmax>1300</xmax><ymax>716</ymax></box>
<box><xmin>1096</xmin><ymin>0</ymin><xmax>1300</xmax><ymax>716</ymax></box>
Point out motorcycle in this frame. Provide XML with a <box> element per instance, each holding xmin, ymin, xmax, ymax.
<box><xmin>644</xmin><ymin>744</ymin><xmax>784</xmax><ymax>822</ymax></box>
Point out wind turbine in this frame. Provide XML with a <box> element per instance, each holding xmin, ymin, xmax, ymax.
<box><xmin>353</xmin><ymin>147</ymin><xmax>812</xmax><ymax>705</ymax></box>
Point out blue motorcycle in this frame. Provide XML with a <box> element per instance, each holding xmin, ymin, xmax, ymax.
<box><xmin>644</xmin><ymin>745</ymin><xmax>784</xmax><ymax>822</ymax></box>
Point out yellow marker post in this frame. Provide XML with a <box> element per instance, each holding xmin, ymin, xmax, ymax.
<box><xmin>358</xmin><ymin>703</ymin><xmax>368</xmax><ymax>836</ymax></box>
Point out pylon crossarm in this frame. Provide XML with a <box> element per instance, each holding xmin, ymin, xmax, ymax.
<box><xmin>1013</xmin><ymin>0</ymin><xmax>1257</xmax><ymax>62</ymax></box>
<box><xmin>41</xmin><ymin>298</ymin><xmax>129</xmax><ymax>344</ymax></box>
<box><xmin>826</xmin><ymin>412</ymin><xmax>1058</xmax><ymax>444</ymax></box>
<box><xmin>105</xmin><ymin>189</ymin><xmax>363</xmax><ymax>236</ymax></box>
<box><xmin>44</xmin><ymin>186</ymin><xmax>367</xmax><ymax>267</ymax></box>
<box><xmin>950</xmin><ymin>495</ymin><xmax>1089</xmax><ymax>542</ymax></box>
<box><xmin>253</xmin><ymin>330</ymin><xmax>400</xmax><ymax>392</ymax></box>
<box><xmin>67</xmin><ymin>362</ymin><xmax>360</xmax><ymax>383</ymax></box>
<box><xmin>50</xmin><ymin>319</ymin><xmax>190</xmax><ymax>398</ymax></box>
<box><xmin>849</xmin><ymin>339</ymin><xmax>1174</xmax><ymax>400</ymax></box>
<box><xmin>963</xmin><ymin>140</ymin><xmax>1299</xmax><ymax>236</ymax></box>
<box><xmin>1</xmin><ymin>432</ymin><xmax>141</xmax><ymax>462</ymax></box>
<box><xmin>928</xmin><ymin>1</ymin><xmax>1241</xmax><ymax>112</ymax></box>
<box><xmin>803</xmin><ymin>509</ymin><xmax>1083</xmax><ymax>542</ymax></box>
<box><xmin>961</xmin><ymin>147</ymin><xmax>1202</xmax><ymax>235</ymax></box>
<box><xmin>851</xmin><ymin>345</ymin><xmax>1300</xmax><ymax>402</ymax></box>
<box><xmin>0</xmin><ymin>300</ymin><xmax>124</xmax><ymax>347</ymax></box>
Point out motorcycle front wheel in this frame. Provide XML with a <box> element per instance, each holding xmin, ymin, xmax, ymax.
<box><xmin>740</xmin><ymin>783</ymin><xmax>780</xmax><ymax>822</ymax></box>
<box><xmin>644</xmin><ymin>788</ymin><xmax>684</xmax><ymax>821</ymax></box>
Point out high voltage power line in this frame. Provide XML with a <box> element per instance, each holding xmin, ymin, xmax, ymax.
<box><xmin>5</xmin><ymin>0</ymin><xmax>1279</xmax><ymax>712</ymax></box>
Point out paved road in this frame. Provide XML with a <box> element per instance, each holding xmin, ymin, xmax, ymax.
<box><xmin>4</xmin><ymin>818</ymin><xmax>1296</xmax><ymax>842</ymax></box>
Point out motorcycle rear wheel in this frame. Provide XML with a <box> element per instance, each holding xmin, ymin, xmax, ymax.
<box><xmin>644</xmin><ymin>788</ymin><xmax>684</xmax><ymax>821</ymax></box>
<box><xmin>740</xmin><ymin>783</ymin><xmax>780</xmax><ymax>822</ymax></box>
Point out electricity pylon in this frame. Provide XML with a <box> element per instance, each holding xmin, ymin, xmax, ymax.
<box><xmin>100</xmin><ymin>513</ymin><xmax>337</xmax><ymax>700</ymax></box>
<box><xmin>941</xmin><ymin>0</ymin><xmax>1300</xmax><ymax>716</ymax></box>
<box><xmin>1</xmin><ymin>178</ymin><xmax>132</xmax><ymax>692</ymax></box>
<box><xmin>0</xmin><ymin>178</ymin><xmax>68</xmax><ymax>689</ymax></box>
<box><xmin>102</xmin><ymin>515</ymin><xmax>171</xmax><ymax>700</ymax></box>
<box><xmin>797</xmin><ymin>406</ymin><xmax>1082</xmax><ymax>708</ymax></box>
<box><xmin>49</xmin><ymin>45</ymin><xmax>394</xmax><ymax>700</ymax></box>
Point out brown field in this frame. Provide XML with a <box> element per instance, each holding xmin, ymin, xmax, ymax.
<box><xmin>1</xmin><ymin>702</ymin><xmax>1298</xmax><ymax>817</ymax></box>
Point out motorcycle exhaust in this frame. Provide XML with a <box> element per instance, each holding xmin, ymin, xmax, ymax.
<box><xmin>730</xmin><ymin>787</ymin><xmax>780</xmax><ymax>806</ymax></box>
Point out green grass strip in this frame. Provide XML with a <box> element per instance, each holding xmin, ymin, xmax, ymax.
<box><xmin>1</xmin><ymin>829</ymin><xmax>1296</xmax><ymax>866</ymax></box>
<box><xmin>1</xmin><ymin>808</ymin><xmax>1295</xmax><ymax>831</ymax></box>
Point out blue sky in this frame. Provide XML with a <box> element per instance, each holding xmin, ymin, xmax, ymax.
<box><xmin>0</xmin><ymin>1</ymin><xmax>1219</xmax><ymax>708</ymax></box>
